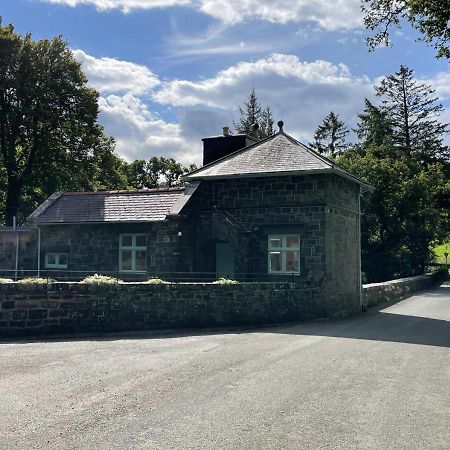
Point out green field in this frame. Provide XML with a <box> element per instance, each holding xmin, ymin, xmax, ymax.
<box><xmin>433</xmin><ymin>242</ymin><xmax>450</xmax><ymax>264</ymax></box>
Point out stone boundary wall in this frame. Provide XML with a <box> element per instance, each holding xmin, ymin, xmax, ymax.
<box><xmin>362</xmin><ymin>270</ymin><xmax>448</xmax><ymax>309</ymax></box>
<box><xmin>0</xmin><ymin>282</ymin><xmax>325</xmax><ymax>337</ymax></box>
<box><xmin>0</xmin><ymin>270</ymin><xmax>446</xmax><ymax>337</ymax></box>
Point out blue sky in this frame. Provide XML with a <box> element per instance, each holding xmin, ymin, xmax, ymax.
<box><xmin>3</xmin><ymin>0</ymin><xmax>450</xmax><ymax>164</ymax></box>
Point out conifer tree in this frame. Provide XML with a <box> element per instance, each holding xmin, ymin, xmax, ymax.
<box><xmin>310</xmin><ymin>111</ymin><xmax>349</xmax><ymax>157</ymax></box>
<box><xmin>234</xmin><ymin>89</ymin><xmax>274</xmax><ymax>139</ymax></box>
<box><xmin>375</xmin><ymin>65</ymin><xmax>449</xmax><ymax>164</ymax></box>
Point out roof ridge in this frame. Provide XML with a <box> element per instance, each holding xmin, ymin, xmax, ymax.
<box><xmin>63</xmin><ymin>187</ymin><xmax>185</xmax><ymax>196</ymax></box>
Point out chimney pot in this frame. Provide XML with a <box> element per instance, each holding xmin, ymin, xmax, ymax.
<box><xmin>223</xmin><ymin>126</ymin><xmax>230</xmax><ymax>136</ymax></box>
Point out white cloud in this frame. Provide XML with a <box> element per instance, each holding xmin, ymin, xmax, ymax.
<box><xmin>425</xmin><ymin>71</ymin><xmax>450</xmax><ymax>101</ymax></box>
<box><xmin>41</xmin><ymin>0</ymin><xmax>362</xmax><ymax>29</ymax></box>
<box><xmin>98</xmin><ymin>94</ymin><xmax>201</xmax><ymax>164</ymax></box>
<box><xmin>74</xmin><ymin>50</ymin><xmax>376</xmax><ymax>164</ymax></box>
<box><xmin>153</xmin><ymin>53</ymin><xmax>373</xmax><ymax>143</ymax></box>
<box><xmin>73</xmin><ymin>49</ymin><xmax>160</xmax><ymax>95</ymax></box>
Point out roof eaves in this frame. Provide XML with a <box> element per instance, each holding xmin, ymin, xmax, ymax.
<box><xmin>34</xmin><ymin>218</ymin><xmax>168</xmax><ymax>225</ymax></box>
<box><xmin>185</xmin><ymin>167</ymin><xmax>373</xmax><ymax>190</ymax></box>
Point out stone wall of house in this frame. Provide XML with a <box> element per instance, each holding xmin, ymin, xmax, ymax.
<box><xmin>324</xmin><ymin>175</ymin><xmax>361</xmax><ymax>317</ymax></box>
<box><xmin>191</xmin><ymin>174</ymin><xmax>329</xmax><ymax>282</ymax></box>
<box><xmin>0</xmin><ymin>281</ymin><xmax>325</xmax><ymax>337</ymax></box>
<box><xmin>0</xmin><ymin>229</ymin><xmax>38</xmax><ymax>276</ymax></box>
<box><xmin>362</xmin><ymin>270</ymin><xmax>448</xmax><ymax>309</ymax></box>
<box><xmin>38</xmin><ymin>220</ymin><xmax>196</xmax><ymax>279</ymax></box>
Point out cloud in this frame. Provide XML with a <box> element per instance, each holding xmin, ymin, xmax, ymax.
<box><xmin>41</xmin><ymin>0</ymin><xmax>362</xmax><ymax>29</ymax></box>
<box><xmin>98</xmin><ymin>94</ymin><xmax>201</xmax><ymax>164</ymax></box>
<box><xmin>73</xmin><ymin>49</ymin><xmax>160</xmax><ymax>95</ymax></box>
<box><xmin>425</xmin><ymin>71</ymin><xmax>450</xmax><ymax>101</ymax></box>
<box><xmin>74</xmin><ymin>50</ymin><xmax>376</xmax><ymax>164</ymax></box>
<box><xmin>153</xmin><ymin>53</ymin><xmax>373</xmax><ymax>142</ymax></box>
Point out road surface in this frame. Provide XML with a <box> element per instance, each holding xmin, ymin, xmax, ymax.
<box><xmin>1</xmin><ymin>282</ymin><xmax>449</xmax><ymax>449</ymax></box>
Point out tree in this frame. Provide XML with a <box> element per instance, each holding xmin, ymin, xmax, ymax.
<box><xmin>234</xmin><ymin>89</ymin><xmax>275</xmax><ymax>139</ymax></box>
<box><xmin>0</xmin><ymin>23</ymin><xmax>124</xmax><ymax>225</ymax></box>
<box><xmin>339</xmin><ymin>147</ymin><xmax>448</xmax><ymax>282</ymax></box>
<box><xmin>310</xmin><ymin>111</ymin><xmax>349</xmax><ymax>157</ymax></box>
<box><xmin>362</xmin><ymin>0</ymin><xmax>450</xmax><ymax>58</ymax></box>
<box><xmin>124</xmin><ymin>157</ymin><xmax>197</xmax><ymax>190</ymax></box>
<box><xmin>375</xmin><ymin>65</ymin><xmax>449</xmax><ymax>164</ymax></box>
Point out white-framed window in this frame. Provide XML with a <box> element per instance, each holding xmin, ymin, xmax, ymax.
<box><xmin>268</xmin><ymin>235</ymin><xmax>300</xmax><ymax>274</ymax></box>
<box><xmin>45</xmin><ymin>252</ymin><xmax>68</xmax><ymax>269</ymax></box>
<box><xmin>119</xmin><ymin>234</ymin><xmax>147</xmax><ymax>272</ymax></box>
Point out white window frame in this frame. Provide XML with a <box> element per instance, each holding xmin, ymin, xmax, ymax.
<box><xmin>268</xmin><ymin>234</ymin><xmax>300</xmax><ymax>275</ymax></box>
<box><xmin>119</xmin><ymin>234</ymin><xmax>147</xmax><ymax>273</ymax></box>
<box><xmin>45</xmin><ymin>252</ymin><xmax>68</xmax><ymax>269</ymax></box>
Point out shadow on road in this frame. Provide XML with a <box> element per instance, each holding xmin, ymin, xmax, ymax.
<box><xmin>1</xmin><ymin>286</ymin><xmax>449</xmax><ymax>348</ymax></box>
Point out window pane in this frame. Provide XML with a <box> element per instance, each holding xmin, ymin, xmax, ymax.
<box><xmin>135</xmin><ymin>251</ymin><xmax>147</xmax><ymax>272</ymax></box>
<box><xmin>269</xmin><ymin>238</ymin><xmax>282</xmax><ymax>249</ymax></box>
<box><xmin>59</xmin><ymin>254</ymin><xmax>67</xmax><ymax>266</ymax></box>
<box><xmin>47</xmin><ymin>254</ymin><xmax>56</xmax><ymax>265</ymax></box>
<box><xmin>121</xmin><ymin>235</ymin><xmax>132</xmax><ymax>247</ymax></box>
<box><xmin>286</xmin><ymin>236</ymin><xmax>300</xmax><ymax>248</ymax></box>
<box><xmin>285</xmin><ymin>251</ymin><xmax>300</xmax><ymax>272</ymax></box>
<box><xmin>121</xmin><ymin>250</ymin><xmax>132</xmax><ymax>271</ymax></box>
<box><xmin>135</xmin><ymin>235</ymin><xmax>147</xmax><ymax>247</ymax></box>
<box><xmin>269</xmin><ymin>252</ymin><xmax>282</xmax><ymax>272</ymax></box>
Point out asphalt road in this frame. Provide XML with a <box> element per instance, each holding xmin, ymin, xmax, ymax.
<box><xmin>1</xmin><ymin>283</ymin><xmax>449</xmax><ymax>450</ymax></box>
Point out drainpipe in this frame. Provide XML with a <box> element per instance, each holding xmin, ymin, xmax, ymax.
<box><xmin>13</xmin><ymin>216</ymin><xmax>19</xmax><ymax>281</ymax></box>
<box><xmin>37</xmin><ymin>226</ymin><xmax>41</xmax><ymax>277</ymax></box>
<box><xmin>358</xmin><ymin>189</ymin><xmax>362</xmax><ymax>309</ymax></box>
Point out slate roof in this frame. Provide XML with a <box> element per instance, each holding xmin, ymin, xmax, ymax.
<box><xmin>184</xmin><ymin>132</ymin><xmax>370</xmax><ymax>189</ymax></box>
<box><xmin>28</xmin><ymin>188</ymin><xmax>189</xmax><ymax>224</ymax></box>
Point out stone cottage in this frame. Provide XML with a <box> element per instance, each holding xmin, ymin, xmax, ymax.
<box><xmin>25</xmin><ymin>122</ymin><xmax>370</xmax><ymax>309</ymax></box>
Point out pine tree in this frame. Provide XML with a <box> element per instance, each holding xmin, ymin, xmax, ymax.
<box><xmin>234</xmin><ymin>89</ymin><xmax>274</xmax><ymax>139</ymax></box>
<box><xmin>310</xmin><ymin>111</ymin><xmax>349</xmax><ymax>157</ymax></box>
<box><xmin>375</xmin><ymin>65</ymin><xmax>449</xmax><ymax>164</ymax></box>
<box><xmin>260</xmin><ymin>107</ymin><xmax>275</xmax><ymax>139</ymax></box>
<box><xmin>355</xmin><ymin>99</ymin><xmax>395</xmax><ymax>155</ymax></box>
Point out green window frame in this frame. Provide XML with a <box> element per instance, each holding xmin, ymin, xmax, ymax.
<box><xmin>268</xmin><ymin>235</ymin><xmax>300</xmax><ymax>274</ymax></box>
<box><xmin>119</xmin><ymin>234</ymin><xmax>147</xmax><ymax>273</ymax></box>
<box><xmin>45</xmin><ymin>252</ymin><xmax>68</xmax><ymax>269</ymax></box>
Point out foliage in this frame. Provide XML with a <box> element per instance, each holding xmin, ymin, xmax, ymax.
<box><xmin>145</xmin><ymin>277</ymin><xmax>170</xmax><ymax>284</ymax></box>
<box><xmin>124</xmin><ymin>157</ymin><xmax>197</xmax><ymax>190</ymax></box>
<box><xmin>374</xmin><ymin>65</ymin><xmax>449</xmax><ymax>164</ymax></box>
<box><xmin>432</xmin><ymin>242</ymin><xmax>450</xmax><ymax>264</ymax></box>
<box><xmin>0</xmin><ymin>278</ymin><xmax>14</xmax><ymax>283</ymax></box>
<box><xmin>81</xmin><ymin>274</ymin><xmax>121</xmax><ymax>285</ymax></box>
<box><xmin>18</xmin><ymin>277</ymin><xmax>53</xmax><ymax>284</ymax></box>
<box><xmin>213</xmin><ymin>278</ymin><xmax>239</xmax><ymax>285</ymax></box>
<box><xmin>0</xmin><ymin>23</ymin><xmax>127</xmax><ymax>225</ymax></box>
<box><xmin>234</xmin><ymin>88</ymin><xmax>275</xmax><ymax>139</ymax></box>
<box><xmin>310</xmin><ymin>111</ymin><xmax>349</xmax><ymax>157</ymax></box>
<box><xmin>362</xmin><ymin>0</ymin><xmax>450</xmax><ymax>58</ymax></box>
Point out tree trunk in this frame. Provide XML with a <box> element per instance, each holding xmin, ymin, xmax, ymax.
<box><xmin>5</xmin><ymin>174</ymin><xmax>21</xmax><ymax>226</ymax></box>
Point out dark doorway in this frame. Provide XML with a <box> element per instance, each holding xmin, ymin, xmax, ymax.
<box><xmin>216</xmin><ymin>242</ymin><xmax>235</xmax><ymax>279</ymax></box>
